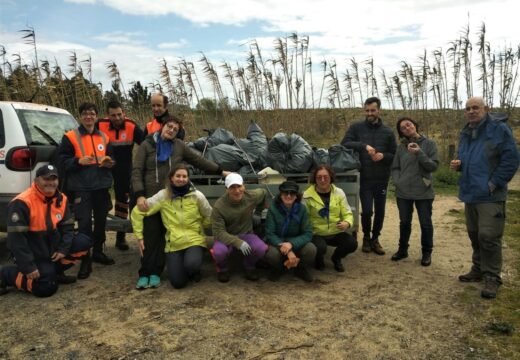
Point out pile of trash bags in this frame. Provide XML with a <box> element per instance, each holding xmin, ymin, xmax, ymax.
<box><xmin>187</xmin><ymin>122</ymin><xmax>360</xmax><ymax>175</ymax></box>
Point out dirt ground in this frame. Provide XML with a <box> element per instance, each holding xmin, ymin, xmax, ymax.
<box><xmin>0</xmin><ymin>194</ymin><xmax>515</xmax><ymax>360</ymax></box>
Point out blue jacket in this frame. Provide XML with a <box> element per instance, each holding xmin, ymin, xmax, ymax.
<box><xmin>457</xmin><ymin>114</ymin><xmax>519</xmax><ymax>203</ymax></box>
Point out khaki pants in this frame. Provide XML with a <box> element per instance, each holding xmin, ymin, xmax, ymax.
<box><xmin>464</xmin><ymin>202</ymin><xmax>506</xmax><ymax>279</ymax></box>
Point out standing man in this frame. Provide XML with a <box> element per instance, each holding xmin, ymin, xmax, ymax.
<box><xmin>97</xmin><ymin>100</ymin><xmax>144</xmax><ymax>251</ymax></box>
<box><xmin>341</xmin><ymin>97</ymin><xmax>397</xmax><ymax>255</ymax></box>
<box><xmin>211</xmin><ymin>173</ymin><xmax>268</xmax><ymax>282</ymax></box>
<box><xmin>59</xmin><ymin>102</ymin><xmax>115</xmax><ymax>279</ymax></box>
<box><xmin>0</xmin><ymin>165</ymin><xmax>91</xmax><ymax>297</ymax></box>
<box><xmin>451</xmin><ymin>97</ymin><xmax>519</xmax><ymax>299</ymax></box>
<box><xmin>144</xmin><ymin>93</ymin><xmax>185</xmax><ymax>140</ymax></box>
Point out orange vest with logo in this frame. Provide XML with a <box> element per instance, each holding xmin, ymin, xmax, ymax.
<box><xmin>64</xmin><ymin>128</ymin><xmax>108</xmax><ymax>161</ymax></box>
<box><xmin>98</xmin><ymin>119</ymin><xmax>136</xmax><ymax>146</ymax></box>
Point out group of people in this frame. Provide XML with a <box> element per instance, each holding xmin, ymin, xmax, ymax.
<box><xmin>0</xmin><ymin>95</ymin><xmax>517</xmax><ymax>300</ymax></box>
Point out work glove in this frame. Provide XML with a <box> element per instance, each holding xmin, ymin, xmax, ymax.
<box><xmin>239</xmin><ymin>241</ymin><xmax>252</xmax><ymax>256</ymax></box>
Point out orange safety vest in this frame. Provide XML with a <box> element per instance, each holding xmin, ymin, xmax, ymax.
<box><xmin>64</xmin><ymin>128</ymin><xmax>109</xmax><ymax>162</ymax></box>
<box><xmin>98</xmin><ymin>119</ymin><xmax>136</xmax><ymax>147</ymax></box>
<box><xmin>14</xmin><ymin>183</ymin><xmax>70</xmax><ymax>232</ymax></box>
<box><xmin>146</xmin><ymin>118</ymin><xmax>162</xmax><ymax>134</ymax></box>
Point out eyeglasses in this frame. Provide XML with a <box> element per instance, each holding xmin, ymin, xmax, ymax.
<box><xmin>316</xmin><ymin>175</ymin><xmax>330</xmax><ymax>180</ymax></box>
<box><xmin>281</xmin><ymin>191</ymin><xmax>297</xmax><ymax>196</ymax></box>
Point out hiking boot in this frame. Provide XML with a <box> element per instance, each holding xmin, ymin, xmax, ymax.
<box><xmin>136</xmin><ymin>276</ymin><xmax>149</xmax><ymax>290</ymax></box>
<box><xmin>331</xmin><ymin>256</ymin><xmax>345</xmax><ymax>272</ymax></box>
<box><xmin>421</xmin><ymin>253</ymin><xmax>432</xmax><ymax>267</ymax></box>
<box><xmin>217</xmin><ymin>271</ymin><xmax>230</xmax><ymax>283</ymax></box>
<box><xmin>481</xmin><ymin>276</ymin><xmax>502</xmax><ymax>299</ymax></box>
<box><xmin>190</xmin><ymin>272</ymin><xmax>202</xmax><ymax>283</ymax></box>
<box><xmin>56</xmin><ymin>273</ymin><xmax>77</xmax><ymax>284</ymax></box>
<box><xmin>371</xmin><ymin>238</ymin><xmax>385</xmax><ymax>255</ymax></box>
<box><xmin>362</xmin><ymin>236</ymin><xmax>372</xmax><ymax>253</ymax></box>
<box><xmin>268</xmin><ymin>268</ymin><xmax>283</xmax><ymax>282</ymax></box>
<box><xmin>294</xmin><ymin>266</ymin><xmax>313</xmax><ymax>282</ymax></box>
<box><xmin>92</xmin><ymin>251</ymin><xmax>115</xmax><ymax>265</ymax></box>
<box><xmin>77</xmin><ymin>253</ymin><xmax>92</xmax><ymax>280</ymax></box>
<box><xmin>315</xmin><ymin>256</ymin><xmax>325</xmax><ymax>271</ymax></box>
<box><xmin>245</xmin><ymin>269</ymin><xmax>259</xmax><ymax>281</ymax></box>
<box><xmin>391</xmin><ymin>250</ymin><xmax>408</xmax><ymax>261</ymax></box>
<box><xmin>115</xmin><ymin>236</ymin><xmax>129</xmax><ymax>251</ymax></box>
<box><xmin>148</xmin><ymin>275</ymin><xmax>161</xmax><ymax>288</ymax></box>
<box><xmin>458</xmin><ymin>269</ymin><xmax>483</xmax><ymax>282</ymax></box>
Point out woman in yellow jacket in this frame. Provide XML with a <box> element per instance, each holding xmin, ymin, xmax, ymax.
<box><xmin>303</xmin><ymin>165</ymin><xmax>358</xmax><ymax>272</ymax></box>
<box><xmin>131</xmin><ymin>164</ymin><xmax>212</xmax><ymax>289</ymax></box>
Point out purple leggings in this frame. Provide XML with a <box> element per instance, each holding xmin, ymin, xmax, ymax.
<box><xmin>211</xmin><ymin>233</ymin><xmax>267</xmax><ymax>272</ymax></box>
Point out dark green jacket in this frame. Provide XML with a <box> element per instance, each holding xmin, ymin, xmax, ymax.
<box><xmin>265</xmin><ymin>201</ymin><xmax>312</xmax><ymax>251</ymax></box>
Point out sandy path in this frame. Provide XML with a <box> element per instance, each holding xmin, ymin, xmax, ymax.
<box><xmin>0</xmin><ymin>195</ymin><xmax>508</xmax><ymax>359</ymax></box>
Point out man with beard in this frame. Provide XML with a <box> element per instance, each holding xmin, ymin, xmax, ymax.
<box><xmin>341</xmin><ymin>97</ymin><xmax>396</xmax><ymax>255</ymax></box>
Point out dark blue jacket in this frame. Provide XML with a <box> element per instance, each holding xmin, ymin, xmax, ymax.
<box><xmin>457</xmin><ymin>114</ymin><xmax>519</xmax><ymax>203</ymax></box>
<box><xmin>341</xmin><ymin>118</ymin><xmax>397</xmax><ymax>184</ymax></box>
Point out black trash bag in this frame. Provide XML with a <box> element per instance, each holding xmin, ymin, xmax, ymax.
<box><xmin>238</xmin><ymin>165</ymin><xmax>257</xmax><ymax>176</ymax></box>
<box><xmin>236</xmin><ymin>122</ymin><xmax>268</xmax><ymax>168</ymax></box>
<box><xmin>328</xmin><ymin>144</ymin><xmax>361</xmax><ymax>172</ymax></box>
<box><xmin>206</xmin><ymin>144</ymin><xmax>248</xmax><ymax>172</ymax></box>
<box><xmin>192</xmin><ymin>137</ymin><xmax>208</xmax><ymax>152</ymax></box>
<box><xmin>312</xmin><ymin>147</ymin><xmax>330</xmax><ymax>169</ymax></box>
<box><xmin>207</xmin><ymin>128</ymin><xmax>235</xmax><ymax>147</ymax></box>
<box><xmin>265</xmin><ymin>133</ymin><xmax>314</xmax><ymax>173</ymax></box>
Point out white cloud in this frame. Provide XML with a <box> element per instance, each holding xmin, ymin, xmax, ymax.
<box><xmin>93</xmin><ymin>31</ymin><xmax>146</xmax><ymax>44</ymax></box>
<box><xmin>158</xmin><ymin>39</ymin><xmax>188</xmax><ymax>49</ymax></box>
<box><xmin>64</xmin><ymin>0</ymin><xmax>97</xmax><ymax>4</ymax></box>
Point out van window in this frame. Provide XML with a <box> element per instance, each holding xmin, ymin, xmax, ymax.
<box><xmin>16</xmin><ymin>109</ymin><xmax>77</xmax><ymax>145</ymax></box>
<box><xmin>0</xmin><ymin>109</ymin><xmax>5</xmax><ymax>148</ymax></box>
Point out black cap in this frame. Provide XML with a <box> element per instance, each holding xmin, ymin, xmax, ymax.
<box><xmin>279</xmin><ymin>181</ymin><xmax>299</xmax><ymax>193</ymax></box>
<box><xmin>36</xmin><ymin>164</ymin><xmax>59</xmax><ymax>178</ymax></box>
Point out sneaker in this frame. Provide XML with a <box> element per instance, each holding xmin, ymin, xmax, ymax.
<box><xmin>458</xmin><ymin>269</ymin><xmax>483</xmax><ymax>282</ymax></box>
<box><xmin>331</xmin><ymin>256</ymin><xmax>345</xmax><ymax>272</ymax></box>
<box><xmin>245</xmin><ymin>269</ymin><xmax>259</xmax><ymax>281</ymax></box>
<box><xmin>391</xmin><ymin>250</ymin><xmax>408</xmax><ymax>261</ymax></box>
<box><xmin>92</xmin><ymin>251</ymin><xmax>115</xmax><ymax>265</ymax></box>
<box><xmin>421</xmin><ymin>253</ymin><xmax>432</xmax><ymax>267</ymax></box>
<box><xmin>57</xmin><ymin>274</ymin><xmax>77</xmax><ymax>284</ymax></box>
<box><xmin>294</xmin><ymin>266</ymin><xmax>313</xmax><ymax>282</ymax></box>
<box><xmin>315</xmin><ymin>257</ymin><xmax>325</xmax><ymax>271</ymax></box>
<box><xmin>136</xmin><ymin>276</ymin><xmax>149</xmax><ymax>290</ymax></box>
<box><xmin>481</xmin><ymin>276</ymin><xmax>502</xmax><ymax>299</ymax></box>
<box><xmin>148</xmin><ymin>275</ymin><xmax>161</xmax><ymax>288</ymax></box>
<box><xmin>217</xmin><ymin>271</ymin><xmax>230</xmax><ymax>283</ymax></box>
<box><xmin>362</xmin><ymin>236</ymin><xmax>372</xmax><ymax>253</ymax></box>
<box><xmin>371</xmin><ymin>238</ymin><xmax>386</xmax><ymax>255</ymax></box>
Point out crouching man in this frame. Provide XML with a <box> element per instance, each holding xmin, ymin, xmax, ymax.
<box><xmin>0</xmin><ymin>165</ymin><xmax>91</xmax><ymax>297</ymax></box>
<box><xmin>211</xmin><ymin>173</ymin><xmax>268</xmax><ymax>282</ymax></box>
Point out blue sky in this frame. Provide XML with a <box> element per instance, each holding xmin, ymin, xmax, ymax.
<box><xmin>1</xmin><ymin>0</ymin><xmax>518</xmax><ymax>108</ymax></box>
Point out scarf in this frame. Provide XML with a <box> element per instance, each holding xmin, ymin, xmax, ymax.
<box><xmin>279</xmin><ymin>202</ymin><xmax>302</xmax><ymax>237</ymax></box>
<box><xmin>171</xmin><ymin>183</ymin><xmax>191</xmax><ymax>198</ymax></box>
<box><xmin>156</xmin><ymin>135</ymin><xmax>173</xmax><ymax>162</ymax></box>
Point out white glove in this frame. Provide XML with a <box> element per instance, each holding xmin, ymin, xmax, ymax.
<box><xmin>239</xmin><ymin>241</ymin><xmax>252</xmax><ymax>256</ymax></box>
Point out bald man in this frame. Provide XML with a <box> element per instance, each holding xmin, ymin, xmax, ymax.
<box><xmin>144</xmin><ymin>94</ymin><xmax>185</xmax><ymax>140</ymax></box>
<box><xmin>450</xmin><ymin>97</ymin><xmax>519</xmax><ymax>299</ymax></box>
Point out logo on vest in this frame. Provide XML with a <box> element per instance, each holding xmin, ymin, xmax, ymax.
<box><xmin>97</xmin><ymin>144</ymin><xmax>105</xmax><ymax>151</ymax></box>
<box><xmin>56</xmin><ymin>213</ymin><xmax>62</xmax><ymax>220</ymax></box>
<box><xmin>11</xmin><ymin>212</ymin><xmax>20</xmax><ymax>223</ymax></box>
<box><xmin>121</xmin><ymin>133</ymin><xmax>127</xmax><ymax>140</ymax></box>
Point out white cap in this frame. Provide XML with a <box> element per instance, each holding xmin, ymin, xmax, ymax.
<box><xmin>225</xmin><ymin>173</ymin><xmax>244</xmax><ymax>188</ymax></box>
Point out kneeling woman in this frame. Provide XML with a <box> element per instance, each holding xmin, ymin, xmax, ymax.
<box><xmin>264</xmin><ymin>181</ymin><xmax>316</xmax><ymax>282</ymax></box>
<box><xmin>303</xmin><ymin>165</ymin><xmax>358</xmax><ymax>272</ymax></box>
<box><xmin>131</xmin><ymin>164</ymin><xmax>212</xmax><ymax>289</ymax></box>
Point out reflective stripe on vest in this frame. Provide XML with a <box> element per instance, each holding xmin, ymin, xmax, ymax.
<box><xmin>65</xmin><ymin>129</ymin><xmax>108</xmax><ymax>159</ymax></box>
<box><xmin>98</xmin><ymin>120</ymin><xmax>136</xmax><ymax>146</ymax></box>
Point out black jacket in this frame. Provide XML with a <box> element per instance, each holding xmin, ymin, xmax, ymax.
<box><xmin>341</xmin><ymin>118</ymin><xmax>397</xmax><ymax>184</ymax></box>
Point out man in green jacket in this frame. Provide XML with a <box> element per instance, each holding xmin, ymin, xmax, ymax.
<box><xmin>211</xmin><ymin>173</ymin><xmax>268</xmax><ymax>282</ymax></box>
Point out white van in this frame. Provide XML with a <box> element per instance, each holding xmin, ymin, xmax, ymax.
<box><xmin>0</xmin><ymin>102</ymin><xmax>78</xmax><ymax>231</ymax></box>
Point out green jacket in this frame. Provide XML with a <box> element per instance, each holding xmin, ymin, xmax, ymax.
<box><xmin>303</xmin><ymin>184</ymin><xmax>354</xmax><ymax>236</ymax></box>
<box><xmin>212</xmin><ymin>188</ymin><xmax>267</xmax><ymax>248</ymax></box>
<box><xmin>391</xmin><ymin>136</ymin><xmax>439</xmax><ymax>200</ymax></box>
<box><xmin>265</xmin><ymin>201</ymin><xmax>312</xmax><ymax>250</ymax></box>
<box><xmin>132</xmin><ymin>133</ymin><xmax>220</xmax><ymax>198</ymax></box>
<box><xmin>131</xmin><ymin>186</ymin><xmax>212</xmax><ymax>252</ymax></box>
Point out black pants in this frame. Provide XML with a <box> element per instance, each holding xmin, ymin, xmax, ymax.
<box><xmin>359</xmin><ymin>182</ymin><xmax>388</xmax><ymax>239</ymax></box>
<box><xmin>312</xmin><ymin>232</ymin><xmax>358</xmax><ymax>260</ymax></box>
<box><xmin>138</xmin><ymin>212</ymin><xmax>166</xmax><ymax>277</ymax></box>
<box><xmin>396</xmin><ymin>198</ymin><xmax>434</xmax><ymax>254</ymax></box>
<box><xmin>165</xmin><ymin>246</ymin><xmax>204</xmax><ymax>289</ymax></box>
<box><xmin>113</xmin><ymin>168</ymin><xmax>131</xmax><ymax>242</ymax></box>
<box><xmin>73</xmin><ymin>189</ymin><xmax>111</xmax><ymax>253</ymax></box>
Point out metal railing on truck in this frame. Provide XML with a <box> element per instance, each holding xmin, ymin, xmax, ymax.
<box><xmin>105</xmin><ymin>170</ymin><xmax>360</xmax><ymax>235</ymax></box>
